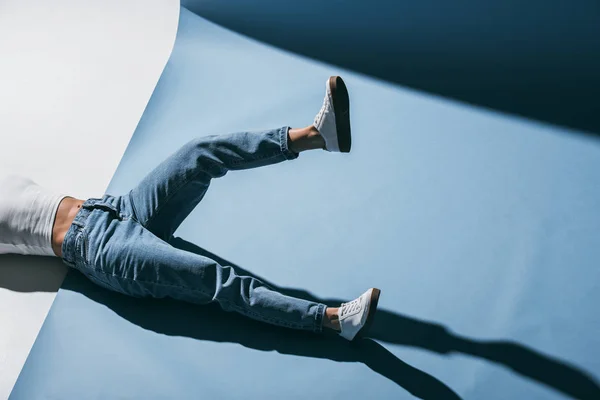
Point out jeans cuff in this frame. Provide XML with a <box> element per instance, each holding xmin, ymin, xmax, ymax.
<box><xmin>313</xmin><ymin>303</ymin><xmax>326</xmax><ymax>333</ymax></box>
<box><xmin>278</xmin><ymin>126</ymin><xmax>299</xmax><ymax>160</ymax></box>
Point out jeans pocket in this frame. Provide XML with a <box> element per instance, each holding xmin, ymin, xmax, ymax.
<box><xmin>76</xmin><ymin>232</ymin><xmax>122</xmax><ymax>294</ymax></box>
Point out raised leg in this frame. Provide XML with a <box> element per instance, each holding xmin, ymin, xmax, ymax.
<box><xmin>128</xmin><ymin>127</ymin><xmax>302</xmax><ymax>241</ymax></box>
<box><xmin>127</xmin><ymin>74</ymin><xmax>351</xmax><ymax>241</ymax></box>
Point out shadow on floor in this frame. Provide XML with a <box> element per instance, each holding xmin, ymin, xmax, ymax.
<box><xmin>0</xmin><ymin>254</ymin><xmax>67</xmax><ymax>293</ymax></box>
<box><xmin>181</xmin><ymin>0</ymin><xmax>600</xmax><ymax>137</ymax></box>
<box><xmin>65</xmin><ymin>236</ymin><xmax>600</xmax><ymax>400</ymax></box>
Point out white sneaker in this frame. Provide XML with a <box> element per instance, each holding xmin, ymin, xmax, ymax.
<box><xmin>338</xmin><ymin>288</ymin><xmax>381</xmax><ymax>341</ymax></box>
<box><xmin>313</xmin><ymin>76</ymin><xmax>352</xmax><ymax>153</ymax></box>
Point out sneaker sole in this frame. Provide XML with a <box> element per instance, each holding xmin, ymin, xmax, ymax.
<box><xmin>355</xmin><ymin>288</ymin><xmax>381</xmax><ymax>340</ymax></box>
<box><xmin>329</xmin><ymin>76</ymin><xmax>351</xmax><ymax>153</ymax></box>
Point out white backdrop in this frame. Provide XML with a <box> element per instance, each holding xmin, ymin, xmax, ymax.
<box><xmin>0</xmin><ymin>1</ymin><xmax>179</xmax><ymax>397</ymax></box>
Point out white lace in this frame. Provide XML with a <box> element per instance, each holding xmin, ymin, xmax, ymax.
<box><xmin>340</xmin><ymin>296</ymin><xmax>362</xmax><ymax>318</ymax></box>
<box><xmin>313</xmin><ymin>80</ymin><xmax>340</xmax><ymax>152</ymax></box>
<box><xmin>314</xmin><ymin>94</ymin><xmax>330</xmax><ymax>127</ymax></box>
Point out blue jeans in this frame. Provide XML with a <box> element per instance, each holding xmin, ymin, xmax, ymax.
<box><xmin>62</xmin><ymin>127</ymin><xmax>326</xmax><ymax>332</ymax></box>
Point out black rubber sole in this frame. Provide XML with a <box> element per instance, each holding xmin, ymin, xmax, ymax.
<box><xmin>354</xmin><ymin>288</ymin><xmax>381</xmax><ymax>341</ymax></box>
<box><xmin>329</xmin><ymin>76</ymin><xmax>352</xmax><ymax>153</ymax></box>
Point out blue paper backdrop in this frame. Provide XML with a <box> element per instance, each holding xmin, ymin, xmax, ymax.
<box><xmin>11</xmin><ymin>6</ymin><xmax>600</xmax><ymax>400</ymax></box>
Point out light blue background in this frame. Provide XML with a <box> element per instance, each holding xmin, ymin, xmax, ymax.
<box><xmin>12</xmin><ymin>7</ymin><xmax>600</xmax><ymax>399</ymax></box>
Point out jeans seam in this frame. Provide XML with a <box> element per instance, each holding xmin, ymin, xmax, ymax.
<box><xmin>127</xmin><ymin>190</ymin><xmax>141</xmax><ymax>222</ymax></box>
<box><xmin>228</xmin><ymin>151</ymin><xmax>286</xmax><ymax>167</ymax></box>
<box><xmin>81</xmin><ymin>266</ymin><xmax>213</xmax><ymax>298</ymax></box>
<box><xmin>224</xmin><ymin>300</ymin><xmax>308</xmax><ymax>329</ymax></box>
<box><xmin>81</xmin><ymin>228</ymin><xmax>90</xmax><ymax>266</ymax></box>
<box><xmin>81</xmin><ymin>267</ymin><xmax>309</xmax><ymax>330</ymax></box>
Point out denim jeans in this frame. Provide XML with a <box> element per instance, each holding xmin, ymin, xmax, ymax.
<box><xmin>61</xmin><ymin>127</ymin><xmax>326</xmax><ymax>332</ymax></box>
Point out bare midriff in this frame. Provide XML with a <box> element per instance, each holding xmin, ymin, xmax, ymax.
<box><xmin>51</xmin><ymin>197</ymin><xmax>85</xmax><ymax>258</ymax></box>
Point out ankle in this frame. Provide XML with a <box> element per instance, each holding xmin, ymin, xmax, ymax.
<box><xmin>307</xmin><ymin>125</ymin><xmax>321</xmax><ymax>137</ymax></box>
<box><xmin>323</xmin><ymin>307</ymin><xmax>340</xmax><ymax>331</ymax></box>
<box><xmin>288</xmin><ymin>126</ymin><xmax>325</xmax><ymax>152</ymax></box>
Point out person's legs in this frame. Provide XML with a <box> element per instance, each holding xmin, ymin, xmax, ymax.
<box><xmin>127</xmin><ymin>76</ymin><xmax>352</xmax><ymax>243</ymax></box>
<box><xmin>76</xmin><ymin>211</ymin><xmax>328</xmax><ymax>333</ymax></box>
<box><xmin>79</xmin><ymin>75</ymin><xmax>379</xmax><ymax>340</ymax></box>
<box><xmin>127</xmin><ymin>126</ymin><xmax>321</xmax><ymax>243</ymax></box>
<box><xmin>288</xmin><ymin>125</ymin><xmax>325</xmax><ymax>153</ymax></box>
<box><xmin>66</xmin><ymin>201</ymin><xmax>379</xmax><ymax>338</ymax></box>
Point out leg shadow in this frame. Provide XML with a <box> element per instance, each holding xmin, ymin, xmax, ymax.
<box><xmin>370</xmin><ymin>311</ymin><xmax>600</xmax><ymax>400</ymax></box>
<box><xmin>67</xmin><ymin>236</ymin><xmax>600</xmax><ymax>399</ymax></box>
<box><xmin>0</xmin><ymin>254</ymin><xmax>67</xmax><ymax>293</ymax></box>
<box><xmin>169</xmin><ymin>237</ymin><xmax>600</xmax><ymax>400</ymax></box>
<box><xmin>65</xmin><ymin>240</ymin><xmax>461</xmax><ymax>399</ymax></box>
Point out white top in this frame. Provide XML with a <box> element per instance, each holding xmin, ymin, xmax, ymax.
<box><xmin>0</xmin><ymin>174</ymin><xmax>68</xmax><ymax>256</ymax></box>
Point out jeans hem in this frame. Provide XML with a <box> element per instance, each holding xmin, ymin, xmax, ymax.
<box><xmin>278</xmin><ymin>126</ymin><xmax>299</xmax><ymax>160</ymax></box>
<box><xmin>313</xmin><ymin>303</ymin><xmax>326</xmax><ymax>333</ymax></box>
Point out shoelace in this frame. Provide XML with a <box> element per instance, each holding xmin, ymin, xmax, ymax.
<box><xmin>340</xmin><ymin>296</ymin><xmax>362</xmax><ymax>318</ymax></box>
<box><xmin>314</xmin><ymin>95</ymin><xmax>330</xmax><ymax>126</ymax></box>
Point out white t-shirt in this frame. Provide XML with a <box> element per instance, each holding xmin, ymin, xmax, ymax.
<box><xmin>0</xmin><ymin>174</ymin><xmax>68</xmax><ymax>256</ymax></box>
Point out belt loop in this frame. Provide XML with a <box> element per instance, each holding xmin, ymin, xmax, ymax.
<box><xmin>81</xmin><ymin>198</ymin><xmax>96</xmax><ymax>210</ymax></box>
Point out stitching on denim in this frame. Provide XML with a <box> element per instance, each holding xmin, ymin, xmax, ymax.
<box><xmin>278</xmin><ymin>126</ymin><xmax>289</xmax><ymax>157</ymax></box>
<box><xmin>278</xmin><ymin>126</ymin><xmax>299</xmax><ymax>160</ymax></box>
<box><xmin>84</xmin><ymin>260</ymin><xmax>310</xmax><ymax>330</ymax></box>
<box><xmin>224</xmin><ymin>300</ymin><xmax>307</xmax><ymax>329</ymax></box>
<box><xmin>82</xmin><ymin>265</ymin><xmax>311</xmax><ymax>330</ymax></box>
<box><xmin>222</xmin><ymin>295</ymin><xmax>313</xmax><ymax>330</ymax></box>
<box><xmin>85</xmin><ymin>267</ymin><xmax>213</xmax><ymax>298</ymax></box>
<box><xmin>314</xmin><ymin>304</ymin><xmax>325</xmax><ymax>333</ymax></box>
<box><xmin>80</xmin><ymin>228</ymin><xmax>90</xmax><ymax>266</ymax></box>
<box><xmin>228</xmin><ymin>151</ymin><xmax>284</xmax><ymax>167</ymax></box>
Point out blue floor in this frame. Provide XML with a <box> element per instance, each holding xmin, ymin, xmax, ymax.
<box><xmin>11</xmin><ymin>7</ymin><xmax>600</xmax><ymax>399</ymax></box>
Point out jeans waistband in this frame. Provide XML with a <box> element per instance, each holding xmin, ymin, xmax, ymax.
<box><xmin>73</xmin><ymin>197</ymin><xmax>122</xmax><ymax>225</ymax></box>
